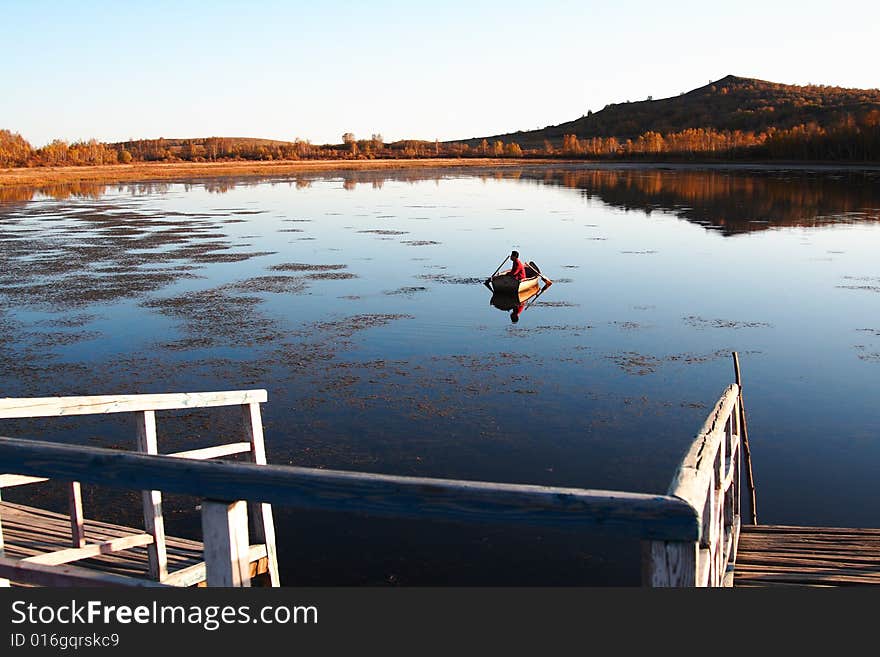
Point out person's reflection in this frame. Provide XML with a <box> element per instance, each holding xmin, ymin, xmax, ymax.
<box><xmin>510</xmin><ymin>300</ymin><xmax>526</xmax><ymax>323</ymax></box>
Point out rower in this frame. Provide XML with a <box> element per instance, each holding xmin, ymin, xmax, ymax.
<box><xmin>508</xmin><ymin>250</ymin><xmax>527</xmax><ymax>281</ymax></box>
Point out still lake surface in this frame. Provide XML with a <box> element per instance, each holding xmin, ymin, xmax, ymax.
<box><xmin>1</xmin><ymin>164</ymin><xmax>878</xmax><ymax>584</ymax></box>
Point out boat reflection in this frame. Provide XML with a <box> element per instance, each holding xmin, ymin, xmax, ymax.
<box><xmin>489</xmin><ymin>283</ymin><xmax>551</xmax><ymax>323</ymax></box>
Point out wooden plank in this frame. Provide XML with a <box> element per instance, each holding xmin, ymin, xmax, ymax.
<box><xmin>0</xmin><ymin>474</ymin><xmax>47</xmax><ymax>488</ymax></box>
<box><xmin>202</xmin><ymin>500</ymin><xmax>251</xmax><ymax>587</ymax></box>
<box><xmin>0</xmin><ymin>436</ymin><xmax>700</xmax><ymax>541</ymax></box>
<box><xmin>737</xmin><ymin>553</ymin><xmax>880</xmax><ymax>568</ymax></box>
<box><xmin>168</xmin><ymin>442</ymin><xmax>251</xmax><ymax>460</ymax></box>
<box><xmin>241</xmin><ymin>402</ymin><xmax>280</xmax><ymax>586</ymax></box>
<box><xmin>0</xmin><ymin>555</ymin><xmax>168</xmax><ymax>587</ymax></box>
<box><xmin>135</xmin><ymin>411</ymin><xmax>167</xmax><ymax>581</ymax></box>
<box><xmin>0</xmin><ymin>389</ymin><xmax>267</xmax><ymax>418</ymax></box>
<box><xmin>68</xmin><ymin>481</ymin><xmax>85</xmax><ymax>548</ymax></box>
<box><xmin>643</xmin><ymin>540</ymin><xmax>698</xmax><ymax>587</ymax></box>
<box><xmin>22</xmin><ymin>534</ymin><xmax>154</xmax><ymax>565</ymax></box>
<box><xmin>743</xmin><ymin>525</ymin><xmax>880</xmax><ymax>536</ymax></box>
<box><xmin>163</xmin><ymin>545</ymin><xmax>267</xmax><ymax>587</ymax></box>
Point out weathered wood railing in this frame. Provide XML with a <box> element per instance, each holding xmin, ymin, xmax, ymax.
<box><xmin>644</xmin><ymin>383</ymin><xmax>743</xmax><ymax>586</ymax></box>
<box><xmin>0</xmin><ymin>390</ymin><xmax>278</xmax><ymax>587</ymax></box>
<box><xmin>0</xmin><ymin>381</ymin><xmax>750</xmax><ymax>587</ymax></box>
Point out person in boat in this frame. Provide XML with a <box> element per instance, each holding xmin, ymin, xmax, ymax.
<box><xmin>507</xmin><ymin>250</ymin><xmax>527</xmax><ymax>281</ymax></box>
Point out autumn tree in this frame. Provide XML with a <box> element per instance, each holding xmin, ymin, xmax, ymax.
<box><xmin>0</xmin><ymin>129</ymin><xmax>33</xmax><ymax>166</ymax></box>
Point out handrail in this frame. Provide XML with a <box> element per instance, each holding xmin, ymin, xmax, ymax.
<box><xmin>0</xmin><ymin>390</ymin><xmax>267</xmax><ymax>418</ymax></box>
<box><xmin>645</xmin><ymin>382</ymin><xmax>743</xmax><ymax>587</ymax></box>
<box><xmin>0</xmin><ymin>436</ymin><xmax>699</xmax><ymax>541</ymax></box>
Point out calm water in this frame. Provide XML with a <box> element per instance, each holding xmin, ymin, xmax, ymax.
<box><xmin>1</xmin><ymin>164</ymin><xmax>879</xmax><ymax>585</ymax></box>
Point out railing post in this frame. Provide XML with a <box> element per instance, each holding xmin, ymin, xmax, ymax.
<box><xmin>68</xmin><ymin>482</ymin><xmax>85</xmax><ymax>548</ymax></box>
<box><xmin>135</xmin><ymin>410</ymin><xmax>168</xmax><ymax>581</ymax></box>
<box><xmin>642</xmin><ymin>540</ymin><xmax>698</xmax><ymax>587</ymax></box>
<box><xmin>202</xmin><ymin>500</ymin><xmax>251</xmax><ymax>587</ymax></box>
<box><xmin>0</xmin><ymin>489</ymin><xmax>9</xmax><ymax>587</ymax></box>
<box><xmin>732</xmin><ymin>352</ymin><xmax>757</xmax><ymax>524</ymax></box>
<box><xmin>241</xmin><ymin>402</ymin><xmax>280</xmax><ymax>586</ymax></box>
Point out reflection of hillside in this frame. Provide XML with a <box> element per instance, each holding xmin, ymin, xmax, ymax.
<box><xmin>525</xmin><ymin>168</ymin><xmax>880</xmax><ymax>235</ymax></box>
<box><xmin>3</xmin><ymin>166</ymin><xmax>879</xmax><ymax>235</ymax></box>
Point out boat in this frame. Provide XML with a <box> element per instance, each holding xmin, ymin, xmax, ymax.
<box><xmin>489</xmin><ymin>261</ymin><xmax>542</xmax><ymax>294</ymax></box>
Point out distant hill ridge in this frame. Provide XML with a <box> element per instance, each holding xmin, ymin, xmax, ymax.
<box><xmin>456</xmin><ymin>75</ymin><xmax>880</xmax><ymax>148</ymax></box>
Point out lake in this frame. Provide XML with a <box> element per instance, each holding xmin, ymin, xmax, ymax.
<box><xmin>1</xmin><ymin>164</ymin><xmax>878</xmax><ymax>585</ymax></box>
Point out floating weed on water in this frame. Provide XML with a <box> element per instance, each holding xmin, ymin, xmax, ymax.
<box><xmin>633</xmin><ymin>305</ymin><xmax>656</xmax><ymax>311</ymax></box>
<box><xmin>357</xmin><ymin>229</ymin><xmax>409</xmax><ymax>235</ymax></box>
<box><xmin>34</xmin><ymin>313</ymin><xmax>102</xmax><ymax>328</ymax></box>
<box><xmin>416</xmin><ymin>274</ymin><xmax>482</xmax><ymax>285</ymax></box>
<box><xmin>270</xmin><ymin>263</ymin><xmax>347</xmax><ymax>272</ymax></box>
<box><xmin>610</xmin><ymin>321</ymin><xmax>651</xmax><ymax>331</ymax></box>
<box><xmin>226</xmin><ymin>276</ymin><xmax>310</xmax><ymax>294</ymax></box>
<box><xmin>305</xmin><ymin>272</ymin><xmax>358</xmax><ymax>280</ymax></box>
<box><xmin>856</xmin><ymin>328</ymin><xmax>880</xmax><ymax>337</ymax></box>
<box><xmin>854</xmin><ymin>345</ymin><xmax>880</xmax><ymax>363</ymax></box>
<box><xmin>683</xmin><ymin>315</ymin><xmax>772</xmax><ymax>329</ymax></box>
<box><xmin>189</xmin><ymin>250</ymin><xmax>276</xmax><ymax>264</ymax></box>
<box><xmin>533</xmin><ymin>300</ymin><xmax>579</xmax><ymax>308</ymax></box>
<box><xmin>278</xmin><ymin>228</ymin><xmax>304</xmax><ymax>233</ymax></box>
<box><xmin>620</xmin><ymin>250</ymin><xmax>658</xmax><ymax>255</ymax></box>
<box><xmin>607</xmin><ymin>352</ymin><xmax>662</xmax><ymax>376</ymax></box>
<box><xmin>561</xmin><ymin>265</ymin><xmax>580</xmax><ymax>269</ymax></box>
<box><xmin>401</xmin><ymin>240</ymin><xmax>441</xmax><ymax>246</ymax></box>
<box><xmin>607</xmin><ymin>348</ymin><xmax>747</xmax><ymax>376</ymax></box>
<box><xmin>383</xmin><ymin>286</ymin><xmax>428</xmax><ymax>296</ymax></box>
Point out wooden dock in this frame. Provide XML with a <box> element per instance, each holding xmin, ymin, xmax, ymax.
<box><xmin>0</xmin><ymin>501</ymin><xmax>269</xmax><ymax>587</ymax></box>
<box><xmin>734</xmin><ymin>525</ymin><xmax>880</xmax><ymax>587</ymax></box>
<box><xmin>2</xmin><ymin>355</ymin><xmax>872</xmax><ymax>588</ymax></box>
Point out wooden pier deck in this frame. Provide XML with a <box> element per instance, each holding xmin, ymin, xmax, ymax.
<box><xmin>0</xmin><ymin>501</ymin><xmax>269</xmax><ymax>586</ymax></box>
<box><xmin>734</xmin><ymin>525</ymin><xmax>880</xmax><ymax>587</ymax></box>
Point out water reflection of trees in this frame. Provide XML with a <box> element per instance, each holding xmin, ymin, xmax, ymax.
<box><xmin>526</xmin><ymin>168</ymin><xmax>880</xmax><ymax>234</ymax></box>
<box><xmin>3</xmin><ymin>166</ymin><xmax>879</xmax><ymax>235</ymax></box>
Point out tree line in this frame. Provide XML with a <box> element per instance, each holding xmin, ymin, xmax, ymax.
<box><xmin>2</xmin><ymin>111</ymin><xmax>879</xmax><ymax>168</ymax></box>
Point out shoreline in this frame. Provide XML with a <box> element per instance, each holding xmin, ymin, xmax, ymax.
<box><xmin>2</xmin><ymin>158</ymin><xmax>879</xmax><ymax>189</ymax></box>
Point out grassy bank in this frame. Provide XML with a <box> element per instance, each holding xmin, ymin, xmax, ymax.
<box><xmin>0</xmin><ymin>158</ymin><xmax>557</xmax><ymax>189</ymax></box>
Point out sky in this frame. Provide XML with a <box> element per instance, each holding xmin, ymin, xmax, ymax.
<box><xmin>2</xmin><ymin>0</ymin><xmax>878</xmax><ymax>147</ymax></box>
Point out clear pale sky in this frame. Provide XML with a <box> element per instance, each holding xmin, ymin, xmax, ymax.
<box><xmin>2</xmin><ymin>0</ymin><xmax>878</xmax><ymax>147</ymax></box>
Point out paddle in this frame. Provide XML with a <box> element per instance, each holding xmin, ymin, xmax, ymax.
<box><xmin>484</xmin><ymin>255</ymin><xmax>509</xmax><ymax>289</ymax></box>
<box><xmin>528</xmin><ymin>260</ymin><xmax>553</xmax><ymax>286</ymax></box>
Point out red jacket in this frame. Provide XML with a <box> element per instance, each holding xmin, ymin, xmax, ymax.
<box><xmin>510</xmin><ymin>258</ymin><xmax>526</xmax><ymax>280</ymax></box>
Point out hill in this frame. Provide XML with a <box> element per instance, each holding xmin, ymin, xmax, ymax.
<box><xmin>457</xmin><ymin>75</ymin><xmax>880</xmax><ymax>149</ymax></box>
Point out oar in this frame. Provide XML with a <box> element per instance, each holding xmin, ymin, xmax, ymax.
<box><xmin>484</xmin><ymin>255</ymin><xmax>509</xmax><ymax>289</ymax></box>
<box><xmin>528</xmin><ymin>260</ymin><xmax>553</xmax><ymax>286</ymax></box>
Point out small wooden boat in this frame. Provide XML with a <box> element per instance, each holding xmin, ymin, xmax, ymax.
<box><xmin>489</xmin><ymin>262</ymin><xmax>542</xmax><ymax>294</ymax></box>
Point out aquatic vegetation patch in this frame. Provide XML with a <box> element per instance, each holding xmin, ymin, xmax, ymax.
<box><xmin>416</xmin><ymin>274</ymin><xmax>483</xmax><ymax>285</ymax></box>
<box><xmin>683</xmin><ymin>315</ymin><xmax>772</xmax><ymax>330</ymax></box>
<box><xmin>305</xmin><ymin>272</ymin><xmax>358</xmax><ymax>280</ymax></box>
<box><xmin>269</xmin><ymin>262</ymin><xmax>347</xmax><ymax>272</ymax></box>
